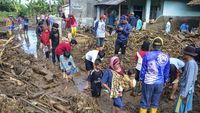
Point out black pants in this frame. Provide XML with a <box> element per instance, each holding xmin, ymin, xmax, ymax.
<box><xmin>169</xmin><ymin>64</ymin><xmax>177</xmax><ymax>83</ymax></box>
<box><xmin>114</xmin><ymin>40</ymin><xmax>127</xmax><ymax>55</ymax></box>
<box><xmin>52</xmin><ymin>48</ymin><xmax>59</xmax><ymax>64</ymax></box>
<box><xmin>45</xmin><ymin>51</ymin><xmax>50</xmax><ymax>59</ymax></box>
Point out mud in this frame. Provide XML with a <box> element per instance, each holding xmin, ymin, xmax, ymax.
<box><xmin>0</xmin><ymin>29</ymin><xmax>200</xmax><ymax>113</ymax></box>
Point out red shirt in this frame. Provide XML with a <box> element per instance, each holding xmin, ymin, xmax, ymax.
<box><xmin>55</xmin><ymin>42</ymin><xmax>72</xmax><ymax>56</ymax></box>
<box><xmin>134</xmin><ymin>50</ymin><xmax>149</xmax><ymax>61</ymax></box>
<box><xmin>65</xmin><ymin>18</ymin><xmax>71</xmax><ymax>29</ymax></box>
<box><xmin>41</xmin><ymin>31</ymin><xmax>50</xmax><ymax>46</ymax></box>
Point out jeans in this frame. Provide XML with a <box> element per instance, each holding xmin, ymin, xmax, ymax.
<box><xmin>96</xmin><ymin>38</ymin><xmax>105</xmax><ymax>47</ymax></box>
<box><xmin>114</xmin><ymin>40</ymin><xmax>127</xmax><ymax>55</ymax></box>
<box><xmin>140</xmin><ymin>83</ymin><xmax>164</xmax><ymax>108</ymax></box>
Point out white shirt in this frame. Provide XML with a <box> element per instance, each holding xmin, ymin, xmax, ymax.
<box><xmin>96</xmin><ymin>21</ymin><xmax>106</xmax><ymax>38</ymax></box>
<box><xmin>170</xmin><ymin>58</ymin><xmax>185</xmax><ymax>70</ymax></box>
<box><xmin>85</xmin><ymin>50</ymin><xmax>99</xmax><ymax>63</ymax></box>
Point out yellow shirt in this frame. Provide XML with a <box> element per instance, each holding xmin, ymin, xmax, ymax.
<box><xmin>6</xmin><ymin>18</ymin><xmax>12</xmax><ymax>26</ymax></box>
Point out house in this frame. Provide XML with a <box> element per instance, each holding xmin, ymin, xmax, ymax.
<box><xmin>68</xmin><ymin>0</ymin><xmax>200</xmax><ymax>26</ymax></box>
<box><xmin>68</xmin><ymin>0</ymin><xmax>98</xmax><ymax>26</ymax></box>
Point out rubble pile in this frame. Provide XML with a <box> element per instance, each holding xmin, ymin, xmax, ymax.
<box><xmin>0</xmin><ymin>37</ymin><xmax>104</xmax><ymax>113</ymax></box>
<box><xmin>78</xmin><ymin>30</ymin><xmax>200</xmax><ymax>69</ymax></box>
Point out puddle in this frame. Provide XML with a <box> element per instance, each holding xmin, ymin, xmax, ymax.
<box><xmin>18</xmin><ymin>30</ymin><xmax>38</xmax><ymax>58</ymax></box>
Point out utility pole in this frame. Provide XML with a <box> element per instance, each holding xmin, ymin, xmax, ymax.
<box><xmin>49</xmin><ymin>0</ymin><xmax>52</xmax><ymax>12</ymax></box>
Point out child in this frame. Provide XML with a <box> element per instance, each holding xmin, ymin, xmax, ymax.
<box><xmin>87</xmin><ymin>59</ymin><xmax>103</xmax><ymax>97</ymax></box>
<box><xmin>127</xmin><ymin>69</ymin><xmax>137</xmax><ymax>91</ymax></box>
<box><xmin>41</xmin><ymin>26</ymin><xmax>50</xmax><ymax>59</ymax></box>
<box><xmin>60</xmin><ymin>51</ymin><xmax>78</xmax><ymax>82</ymax></box>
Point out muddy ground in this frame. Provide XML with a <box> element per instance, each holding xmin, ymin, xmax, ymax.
<box><xmin>0</xmin><ymin>28</ymin><xmax>200</xmax><ymax>113</ymax></box>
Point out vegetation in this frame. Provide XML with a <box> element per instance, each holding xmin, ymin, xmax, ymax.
<box><xmin>0</xmin><ymin>0</ymin><xmax>67</xmax><ymax>18</ymax></box>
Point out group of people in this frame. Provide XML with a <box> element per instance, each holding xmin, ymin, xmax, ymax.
<box><xmin>82</xmin><ymin>13</ymin><xmax>199</xmax><ymax>113</ymax></box>
<box><xmin>13</xmin><ymin>12</ymin><xmax>198</xmax><ymax>113</ymax></box>
<box><xmin>35</xmin><ymin>14</ymin><xmax>79</xmax><ymax>81</ymax></box>
<box><xmin>5</xmin><ymin>15</ymin><xmax>29</xmax><ymax>36</ymax></box>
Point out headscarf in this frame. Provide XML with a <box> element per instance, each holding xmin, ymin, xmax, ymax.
<box><xmin>110</xmin><ymin>56</ymin><xmax>124</xmax><ymax>75</ymax></box>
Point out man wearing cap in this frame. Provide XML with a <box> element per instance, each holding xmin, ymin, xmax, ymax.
<box><xmin>115</xmin><ymin>15</ymin><xmax>132</xmax><ymax>63</ymax></box>
<box><xmin>94</xmin><ymin>15</ymin><xmax>107</xmax><ymax>50</ymax></box>
<box><xmin>139</xmin><ymin>37</ymin><xmax>170</xmax><ymax>113</ymax></box>
<box><xmin>174</xmin><ymin>46</ymin><xmax>198</xmax><ymax>113</ymax></box>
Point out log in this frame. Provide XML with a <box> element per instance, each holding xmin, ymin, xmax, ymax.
<box><xmin>20</xmin><ymin>98</ymin><xmax>47</xmax><ymax>113</ymax></box>
<box><xmin>0</xmin><ymin>36</ymin><xmax>14</xmax><ymax>60</ymax></box>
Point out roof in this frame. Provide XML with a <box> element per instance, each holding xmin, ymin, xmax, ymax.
<box><xmin>95</xmin><ymin>0</ymin><xmax>125</xmax><ymax>6</ymax></box>
<box><xmin>187</xmin><ymin>0</ymin><xmax>200</xmax><ymax>5</ymax></box>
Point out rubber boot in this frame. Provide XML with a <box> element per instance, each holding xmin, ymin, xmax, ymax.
<box><xmin>139</xmin><ymin>108</ymin><xmax>147</xmax><ymax>113</ymax></box>
<box><xmin>150</xmin><ymin>108</ymin><xmax>158</xmax><ymax>113</ymax></box>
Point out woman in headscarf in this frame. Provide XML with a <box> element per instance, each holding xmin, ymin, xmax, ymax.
<box><xmin>101</xmin><ymin>56</ymin><xmax>125</xmax><ymax>113</ymax></box>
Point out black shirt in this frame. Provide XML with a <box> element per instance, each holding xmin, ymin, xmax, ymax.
<box><xmin>50</xmin><ymin>30</ymin><xmax>60</xmax><ymax>48</ymax></box>
<box><xmin>88</xmin><ymin>70</ymin><xmax>103</xmax><ymax>97</ymax></box>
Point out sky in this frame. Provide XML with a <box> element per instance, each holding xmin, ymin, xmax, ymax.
<box><xmin>21</xmin><ymin>0</ymin><xmax>30</xmax><ymax>5</ymax></box>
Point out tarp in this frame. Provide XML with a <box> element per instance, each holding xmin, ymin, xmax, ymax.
<box><xmin>95</xmin><ymin>0</ymin><xmax>125</xmax><ymax>6</ymax></box>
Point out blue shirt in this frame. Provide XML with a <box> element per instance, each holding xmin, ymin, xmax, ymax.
<box><xmin>116</xmin><ymin>23</ymin><xmax>132</xmax><ymax>43</ymax></box>
<box><xmin>128</xmin><ymin>15</ymin><xmax>137</xmax><ymax>27</ymax></box>
<box><xmin>136</xmin><ymin>19</ymin><xmax>142</xmax><ymax>30</ymax></box>
<box><xmin>108</xmin><ymin>15</ymin><xmax>115</xmax><ymax>26</ymax></box>
<box><xmin>166</xmin><ymin>21</ymin><xmax>171</xmax><ymax>33</ymax></box>
<box><xmin>59</xmin><ymin>55</ymin><xmax>78</xmax><ymax>75</ymax></box>
<box><xmin>180</xmin><ymin>59</ymin><xmax>198</xmax><ymax>97</ymax></box>
<box><xmin>140</xmin><ymin>50</ymin><xmax>170</xmax><ymax>84</ymax></box>
<box><xmin>101</xmin><ymin>68</ymin><xmax>113</xmax><ymax>89</ymax></box>
<box><xmin>24</xmin><ymin>18</ymin><xmax>29</xmax><ymax>26</ymax></box>
<box><xmin>180</xmin><ymin>23</ymin><xmax>189</xmax><ymax>32</ymax></box>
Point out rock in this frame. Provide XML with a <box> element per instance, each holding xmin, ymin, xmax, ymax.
<box><xmin>24</xmin><ymin>60</ymin><xmax>31</xmax><ymax>65</ymax></box>
<box><xmin>44</xmin><ymin>73</ymin><xmax>54</xmax><ymax>83</ymax></box>
<box><xmin>178</xmin><ymin>34</ymin><xmax>185</xmax><ymax>40</ymax></box>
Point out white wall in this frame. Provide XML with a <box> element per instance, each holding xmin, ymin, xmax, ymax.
<box><xmin>163</xmin><ymin>0</ymin><xmax>200</xmax><ymax>16</ymax></box>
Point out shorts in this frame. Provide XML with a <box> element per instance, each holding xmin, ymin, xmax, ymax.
<box><xmin>85</xmin><ymin>59</ymin><xmax>94</xmax><ymax>71</ymax></box>
<box><xmin>24</xmin><ymin>25</ymin><xmax>28</xmax><ymax>31</ymax></box>
<box><xmin>96</xmin><ymin>38</ymin><xmax>105</xmax><ymax>47</ymax></box>
<box><xmin>113</xmin><ymin>96</ymin><xmax>123</xmax><ymax>109</ymax></box>
<box><xmin>19</xmin><ymin>24</ymin><xmax>22</xmax><ymax>29</ymax></box>
<box><xmin>8</xmin><ymin>26</ymin><xmax>13</xmax><ymax>31</ymax></box>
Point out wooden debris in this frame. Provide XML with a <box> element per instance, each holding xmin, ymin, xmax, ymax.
<box><xmin>20</xmin><ymin>98</ymin><xmax>47</xmax><ymax>113</ymax></box>
<box><xmin>0</xmin><ymin>36</ymin><xmax>14</xmax><ymax>60</ymax></box>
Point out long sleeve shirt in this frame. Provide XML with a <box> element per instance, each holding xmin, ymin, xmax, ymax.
<box><xmin>180</xmin><ymin>59</ymin><xmax>198</xmax><ymax>97</ymax></box>
<box><xmin>59</xmin><ymin>55</ymin><xmax>78</xmax><ymax>75</ymax></box>
<box><xmin>116</xmin><ymin>23</ymin><xmax>132</xmax><ymax>43</ymax></box>
<box><xmin>140</xmin><ymin>50</ymin><xmax>170</xmax><ymax>84</ymax></box>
